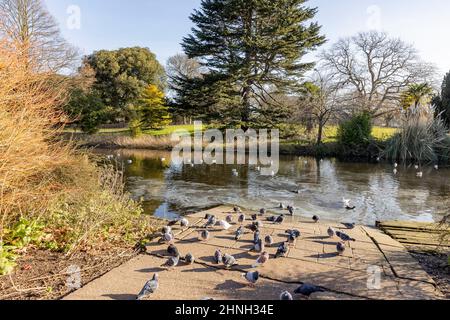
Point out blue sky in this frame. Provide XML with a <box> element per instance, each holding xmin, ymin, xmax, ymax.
<box><xmin>45</xmin><ymin>0</ymin><xmax>450</xmax><ymax>76</ymax></box>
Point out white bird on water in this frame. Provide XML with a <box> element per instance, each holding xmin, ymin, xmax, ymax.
<box><xmin>416</xmin><ymin>172</ymin><xmax>423</xmax><ymax>178</ymax></box>
<box><xmin>393</xmin><ymin>168</ymin><xmax>398</xmax><ymax>175</ymax></box>
<box><xmin>415</xmin><ymin>165</ymin><xmax>419</xmax><ymax>170</ymax></box>
<box><xmin>434</xmin><ymin>165</ymin><xmax>439</xmax><ymax>170</ymax></box>
<box><xmin>394</xmin><ymin>163</ymin><xmax>398</xmax><ymax>168</ymax></box>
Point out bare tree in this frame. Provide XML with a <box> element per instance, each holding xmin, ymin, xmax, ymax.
<box><xmin>0</xmin><ymin>0</ymin><xmax>78</xmax><ymax>72</ymax></box>
<box><xmin>321</xmin><ymin>31</ymin><xmax>436</xmax><ymax>118</ymax></box>
<box><xmin>298</xmin><ymin>70</ymin><xmax>340</xmax><ymax>145</ymax></box>
<box><xmin>166</xmin><ymin>53</ymin><xmax>203</xmax><ymax>94</ymax></box>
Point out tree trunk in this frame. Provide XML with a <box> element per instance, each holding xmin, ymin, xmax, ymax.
<box><xmin>317</xmin><ymin>122</ymin><xmax>324</xmax><ymax>145</ymax></box>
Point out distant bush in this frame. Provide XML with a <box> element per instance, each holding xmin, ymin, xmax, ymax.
<box><xmin>337</xmin><ymin>113</ymin><xmax>373</xmax><ymax>148</ymax></box>
<box><xmin>383</xmin><ymin>105</ymin><xmax>450</xmax><ymax>164</ymax></box>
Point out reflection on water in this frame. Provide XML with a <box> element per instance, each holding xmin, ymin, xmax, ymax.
<box><xmin>96</xmin><ymin>149</ymin><xmax>450</xmax><ymax>225</ymax></box>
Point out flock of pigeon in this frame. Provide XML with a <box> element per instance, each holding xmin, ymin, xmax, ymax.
<box><xmin>137</xmin><ymin>200</ymin><xmax>358</xmax><ymax>301</ymax></box>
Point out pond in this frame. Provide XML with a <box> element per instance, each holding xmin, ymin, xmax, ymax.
<box><xmin>96</xmin><ymin>149</ymin><xmax>450</xmax><ymax>226</ymax></box>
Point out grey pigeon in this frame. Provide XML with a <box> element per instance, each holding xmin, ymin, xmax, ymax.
<box><xmin>252</xmin><ymin>239</ymin><xmax>265</xmax><ymax>253</ymax></box>
<box><xmin>280</xmin><ymin>291</ymin><xmax>293</xmax><ymax>300</ymax></box>
<box><xmin>162</xmin><ymin>226</ymin><xmax>172</xmax><ymax>235</ymax></box>
<box><xmin>287</xmin><ymin>206</ymin><xmax>294</xmax><ymax>215</ymax></box>
<box><xmin>312</xmin><ymin>215</ymin><xmax>320</xmax><ymax>223</ymax></box>
<box><xmin>246</xmin><ymin>223</ymin><xmax>259</xmax><ymax>232</ymax></box>
<box><xmin>199</xmin><ymin>230</ymin><xmax>210</xmax><ymax>241</ymax></box>
<box><xmin>222</xmin><ymin>254</ymin><xmax>238</xmax><ymax>269</ymax></box>
<box><xmin>265</xmin><ymin>235</ymin><xmax>274</xmax><ymax>247</ymax></box>
<box><xmin>214</xmin><ymin>249</ymin><xmax>223</xmax><ymax>264</ymax></box>
<box><xmin>336</xmin><ymin>231</ymin><xmax>355</xmax><ymax>242</ymax></box>
<box><xmin>185</xmin><ymin>253</ymin><xmax>195</xmax><ymax>265</ymax></box>
<box><xmin>252</xmin><ymin>251</ymin><xmax>269</xmax><ymax>268</ymax></box>
<box><xmin>342</xmin><ymin>222</ymin><xmax>356</xmax><ymax>229</ymax></box>
<box><xmin>238</xmin><ymin>214</ymin><xmax>246</xmax><ymax>224</ymax></box>
<box><xmin>275</xmin><ymin>242</ymin><xmax>289</xmax><ymax>258</ymax></box>
<box><xmin>286</xmin><ymin>229</ymin><xmax>301</xmax><ymax>238</ymax></box>
<box><xmin>275</xmin><ymin>215</ymin><xmax>285</xmax><ymax>224</ymax></box>
<box><xmin>327</xmin><ymin>227</ymin><xmax>336</xmax><ymax>238</ymax></box>
<box><xmin>161</xmin><ymin>255</ymin><xmax>179</xmax><ymax>269</ymax></box>
<box><xmin>226</xmin><ymin>215</ymin><xmax>233</xmax><ymax>224</ymax></box>
<box><xmin>159</xmin><ymin>232</ymin><xmax>174</xmax><ymax>244</ymax></box>
<box><xmin>180</xmin><ymin>218</ymin><xmax>189</xmax><ymax>228</ymax></box>
<box><xmin>266</xmin><ymin>216</ymin><xmax>277</xmax><ymax>222</ymax></box>
<box><xmin>251</xmin><ymin>214</ymin><xmax>258</xmax><ymax>221</ymax></box>
<box><xmin>137</xmin><ymin>274</ymin><xmax>159</xmax><ymax>300</ymax></box>
<box><xmin>287</xmin><ymin>234</ymin><xmax>297</xmax><ymax>246</ymax></box>
<box><xmin>259</xmin><ymin>208</ymin><xmax>266</xmax><ymax>215</ymax></box>
<box><xmin>337</xmin><ymin>242</ymin><xmax>346</xmax><ymax>255</ymax></box>
<box><xmin>254</xmin><ymin>230</ymin><xmax>261</xmax><ymax>245</ymax></box>
<box><xmin>294</xmin><ymin>284</ymin><xmax>325</xmax><ymax>297</ymax></box>
<box><xmin>242</xmin><ymin>271</ymin><xmax>259</xmax><ymax>286</ymax></box>
<box><xmin>205</xmin><ymin>215</ymin><xmax>217</xmax><ymax>228</ymax></box>
<box><xmin>167</xmin><ymin>244</ymin><xmax>179</xmax><ymax>257</ymax></box>
<box><xmin>235</xmin><ymin>226</ymin><xmax>244</xmax><ymax>240</ymax></box>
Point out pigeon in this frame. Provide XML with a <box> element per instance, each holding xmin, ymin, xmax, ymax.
<box><xmin>205</xmin><ymin>215</ymin><xmax>217</xmax><ymax>229</ymax></box>
<box><xmin>233</xmin><ymin>206</ymin><xmax>242</xmax><ymax>213</ymax></box>
<box><xmin>286</xmin><ymin>229</ymin><xmax>301</xmax><ymax>239</ymax></box>
<box><xmin>238</xmin><ymin>214</ymin><xmax>246</xmax><ymax>224</ymax></box>
<box><xmin>259</xmin><ymin>208</ymin><xmax>266</xmax><ymax>216</ymax></box>
<box><xmin>199</xmin><ymin>230</ymin><xmax>210</xmax><ymax>241</ymax></box>
<box><xmin>167</xmin><ymin>244</ymin><xmax>180</xmax><ymax>257</ymax></box>
<box><xmin>162</xmin><ymin>226</ymin><xmax>172</xmax><ymax>235</ymax></box>
<box><xmin>159</xmin><ymin>232</ymin><xmax>174</xmax><ymax>244</ymax></box>
<box><xmin>312</xmin><ymin>215</ymin><xmax>320</xmax><ymax>223</ymax></box>
<box><xmin>337</xmin><ymin>242</ymin><xmax>346</xmax><ymax>255</ymax></box>
<box><xmin>235</xmin><ymin>226</ymin><xmax>244</xmax><ymax>240</ymax></box>
<box><xmin>252</xmin><ymin>251</ymin><xmax>269</xmax><ymax>268</ymax></box>
<box><xmin>280</xmin><ymin>291</ymin><xmax>293</xmax><ymax>301</ymax></box>
<box><xmin>251</xmin><ymin>214</ymin><xmax>258</xmax><ymax>221</ymax></box>
<box><xmin>246</xmin><ymin>223</ymin><xmax>259</xmax><ymax>233</ymax></box>
<box><xmin>275</xmin><ymin>242</ymin><xmax>289</xmax><ymax>258</ymax></box>
<box><xmin>226</xmin><ymin>215</ymin><xmax>233</xmax><ymax>224</ymax></box>
<box><xmin>218</xmin><ymin>220</ymin><xmax>232</xmax><ymax>230</ymax></box>
<box><xmin>254</xmin><ymin>230</ymin><xmax>261</xmax><ymax>245</ymax></box>
<box><xmin>214</xmin><ymin>249</ymin><xmax>223</xmax><ymax>264</ymax></box>
<box><xmin>327</xmin><ymin>227</ymin><xmax>336</xmax><ymax>238</ymax></box>
<box><xmin>222</xmin><ymin>254</ymin><xmax>238</xmax><ymax>269</ymax></box>
<box><xmin>185</xmin><ymin>253</ymin><xmax>195</xmax><ymax>265</ymax></box>
<box><xmin>180</xmin><ymin>218</ymin><xmax>189</xmax><ymax>228</ymax></box>
<box><xmin>253</xmin><ymin>239</ymin><xmax>265</xmax><ymax>253</ymax></box>
<box><xmin>287</xmin><ymin>234</ymin><xmax>297</xmax><ymax>246</ymax></box>
<box><xmin>275</xmin><ymin>215</ymin><xmax>285</xmax><ymax>224</ymax></box>
<box><xmin>265</xmin><ymin>235</ymin><xmax>274</xmax><ymax>247</ymax></box>
<box><xmin>336</xmin><ymin>231</ymin><xmax>355</xmax><ymax>242</ymax></box>
<box><xmin>254</xmin><ymin>221</ymin><xmax>263</xmax><ymax>229</ymax></box>
<box><xmin>161</xmin><ymin>255</ymin><xmax>179</xmax><ymax>269</ymax></box>
<box><xmin>242</xmin><ymin>271</ymin><xmax>259</xmax><ymax>286</ymax></box>
<box><xmin>137</xmin><ymin>274</ymin><xmax>159</xmax><ymax>300</ymax></box>
<box><xmin>342</xmin><ymin>222</ymin><xmax>356</xmax><ymax>230</ymax></box>
<box><xmin>287</xmin><ymin>206</ymin><xmax>295</xmax><ymax>216</ymax></box>
<box><xmin>294</xmin><ymin>284</ymin><xmax>325</xmax><ymax>297</ymax></box>
<box><xmin>266</xmin><ymin>216</ymin><xmax>277</xmax><ymax>222</ymax></box>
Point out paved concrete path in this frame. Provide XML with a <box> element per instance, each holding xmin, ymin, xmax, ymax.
<box><xmin>65</xmin><ymin>206</ymin><xmax>444</xmax><ymax>300</ymax></box>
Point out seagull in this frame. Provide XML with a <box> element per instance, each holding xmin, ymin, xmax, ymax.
<box><xmin>218</xmin><ymin>220</ymin><xmax>232</xmax><ymax>230</ymax></box>
<box><xmin>185</xmin><ymin>253</ymin><xmax>195</xmax><ymax>265</ymax></box>
<box><xmin>226</xmin><ymin>215</ymin><xmax>233</xmax><ymax>224</ymax></box>
<box><xmin>199</xmin><ymin>230</ymin><xmax>210</xmax><ymax>241</ymax></box>
<box><xmin>214</xmin><ymin>249</ymin><xmax>223</xmax><ymax>264</ymax></box>
<box><xmin>242</xmin><ymin>271</ymin><xmax>259</xmax><ymax>287</ymax></box>
<box><xmin>280</xmin><ymin>291</ymin><xmax>293</xmax><ymax>301</ymax></box>
<box><xmin>312</xmin><ymin>215</ymin><xmax>320</xmax><ymax>223</ymax></box>
<box><xmin>252</xmin><ymin>251</ymin><xmax>269</xmax><ymax>268</ymax></box>
<box><xmin>238</xmin><ymin>214</ymin><xmax>246</xmax><ymax>224</ymax></box>
<box><xmin>235</xmin><ymin>226</ymin><xmax>244</xmax><ymax>240</ymax></box>
<box><xmin>167</xmin><ymin>244</ymin><xmax>180</xmax><ymax>257</ymax></box>
<box><xmin>222</xmin><ymin>254</ymin><xmax>238</xmax><ymax>269</ymax></box>
<box><xmin>252</xmin><ymin>239</ymin><xmax>265</xmax><ymax>253</ymax></box>
<box><xmin>275</xmin><ymin>215</ymin><xmax>285</xmax><ymax>224</ymax></box>
<box><xmin>336</xmin><ymin>231</ymin><xmax>355</xmax><ymax>242</ymax></box>
<box><xmin>327</xmin><ymin>227</ymin><xmax>336</xmax><ymax>238</ymax></box>
<box><xmin>254</xmin><ymin>230</ymin><xmax>261</xmax><ymax>244</ymax></box>
<box><xmin>161</xmin><ymin>255</ymin><xmax>180</xmax><ymax>269</ymax></box>
<box><xmin>137</xmin><ymin>274</ymin><xmax>159</xmax><ymax>300</ymax></box>
<box><xmin>343</xmin><ymin>199</ymin><xmax>356</xmax><ymax>210</ymax></box>
<box><xmin>259</xmin><ymin>208</ymin><xmax>266</xmax><ymax>215</ymax></box>
<box><xmin>337</xmin><ymin>242</ymin><xmax>346</xmax><ymax>255</ymax></box>
<box><xmin>294</xmin><ymin>284</ymin><xmax>325</xmax><ymax>297</ymax></box>
<box><xmin>265</xmin><ymin>235</ymin><xmax>274</xmax><ymax>247</ymax></box>
<box><xmin>180</xmin><ymin>218</ymin><xmax>189</xmax><ymax>228</ymax></box>
<box><xmin>341</xmin><ymin>222</ymin><xmax>356</xmax><ymax>230</ymax></box>
<box><xmin>275</xmin><ymin>242</ymin><xmax>289</xmax><ymax>258</ymax></box>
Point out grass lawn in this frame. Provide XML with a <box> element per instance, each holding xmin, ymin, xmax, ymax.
<box><xmin>321</xmin><ymin>125</ymin><xmax>398</xmax><ymax>143</ymax></box>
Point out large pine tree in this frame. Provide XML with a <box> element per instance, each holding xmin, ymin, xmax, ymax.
<box><xmin>181</xmin><ymin>0</ymin><xmax>325</xmax><ymax>128</ymax></box>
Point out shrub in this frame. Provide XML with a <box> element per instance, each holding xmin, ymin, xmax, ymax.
<box><xmin>383</xmin><ymin>105</ymin><xmax>450</xmax><ymax>164</ymax></box>
<box><xmin>337</xmin><ymin>112</ymin><xmax>373</xmax><ymax>148</ymax></box>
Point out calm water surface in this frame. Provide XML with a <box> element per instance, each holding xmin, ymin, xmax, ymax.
<box><xmin>96</xmin><ymin>149</ymin><xmax>450</xmax><ymax>225</ymax></box>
